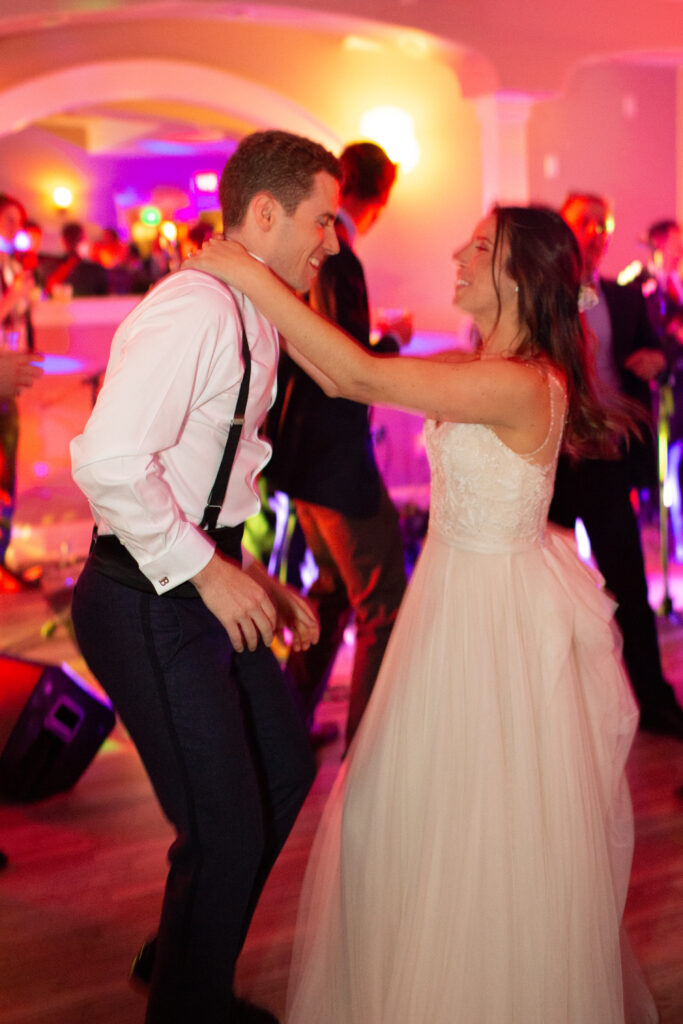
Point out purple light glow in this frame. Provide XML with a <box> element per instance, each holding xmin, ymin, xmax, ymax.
<box><xmin>13</xmin><ymin>230</ymin><xmax>31</xmax><ymax>252</ymax></box>
<box><xmin>40</xmin><ymin>355</ymin><xmax>89</xmax><ymax>375</ymax></box>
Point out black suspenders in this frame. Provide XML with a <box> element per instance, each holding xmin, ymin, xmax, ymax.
<box><xmin>200</xmin><ymin>292</ymin><xmax>251</xmax><ymax>530</ymax></box>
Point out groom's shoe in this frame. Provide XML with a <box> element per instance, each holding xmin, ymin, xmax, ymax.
<box><xmin>128</xmin><ymin>942</ymin><xmax>279</xmax><ymax>1022</ymax></box>
<box><xmin>233</xmin><ymin>996</ymin><xmax>280</xmax><ymax>1023</ymax></box>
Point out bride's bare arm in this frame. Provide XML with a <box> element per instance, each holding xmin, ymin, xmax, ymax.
<box><xmin>184</xmin><ymin>239</ymin><xmax>545</xmax><ymax>433</ymax></box>
<box><xmin>278</xmin><ymin>334</ymin><xmax>346</xmax><ymax>395</ymax></box>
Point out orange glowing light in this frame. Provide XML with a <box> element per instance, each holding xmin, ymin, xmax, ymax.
<box><xmin>53</xmin><ymin>186</ymin><xmax>73</xmax><ymax>210</ymax></box>
<box><xmin>359</xmin><ymin>107</ymin><xmax>420</xmax><ymax>172</ymax></box>
<box><xmin>160</xmin><ymin>221</ymin><xmax>177</xmax><ymax>243</ymax></box>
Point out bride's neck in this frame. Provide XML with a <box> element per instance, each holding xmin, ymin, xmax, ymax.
<box><xmin>478</xmin><ymin>318</ymin><xmax>522</xmax><ymax>359</ymax></box>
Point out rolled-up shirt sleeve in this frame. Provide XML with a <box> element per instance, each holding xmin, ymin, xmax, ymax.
<box><xmin>71</xmin><ymin>272</ymin><xmax>256</xmax><ymax>594</ymax></box>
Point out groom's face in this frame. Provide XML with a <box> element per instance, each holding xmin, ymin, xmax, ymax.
<box><xmin>266</xmin><ymin>171</ymin><xmax>340</xmax><ymax>293</ymax></box>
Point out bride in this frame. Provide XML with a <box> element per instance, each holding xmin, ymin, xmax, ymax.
<box><xmin>187</xmin><ymin>204</ymin><xmax>658</xmax><ymax>1024</ymax></box>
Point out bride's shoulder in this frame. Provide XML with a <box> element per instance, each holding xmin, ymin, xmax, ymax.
<box><xmin>515</xmin><ymin>356</ymin><xmax>566</xmax><ymax>391</ymax></box>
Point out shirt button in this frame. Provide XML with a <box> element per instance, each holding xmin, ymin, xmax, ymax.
<box><xmin>159</xmin><ymin>576</ymin><xmax>169</xmax><ymax>587</ymax></box>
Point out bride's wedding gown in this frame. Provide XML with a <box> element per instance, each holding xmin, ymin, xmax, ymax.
<box><xmin>286</xmin><ymin>372</ymin><xmax>658</xmax><ymax>1024</ymax></box>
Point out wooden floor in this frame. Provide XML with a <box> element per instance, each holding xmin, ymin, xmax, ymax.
<box><xmin>1</xmin><ymin>526</ymin><xmax>683</xmax><ymax>1024</ymax></box>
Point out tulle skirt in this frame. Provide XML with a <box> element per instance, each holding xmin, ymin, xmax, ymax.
<box><xmin>286</xmin><ymin>527</ymin><xmax>658</xmax><ymax>1024</ymax></box>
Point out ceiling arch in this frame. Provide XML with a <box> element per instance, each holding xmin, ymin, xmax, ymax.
<box><xmin>0</xmin><ymin>58</ymin><xmax>342</xmax><ymax>149</ymax></box>
<box><xmin>3</xmin><ymin>0</ymin><xmax>683</xmax><ymax>94</ymax></box>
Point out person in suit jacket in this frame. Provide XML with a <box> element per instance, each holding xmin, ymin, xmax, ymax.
<box><xmin>266</xmin><ymin>142</ymin><xmax>410</xmax><ymax>749</ymax></box>
<box><xmin>637</xmin><ymin>220</ymin><xmax>683</xmax><ymax>557</ymax></box>
<box><xmin>45</xmin><ymin>221</ymin><xmax>109</xmax><ymax>297</ymax></box>
<box><xmin>639</xmin><ymin>220</ymin><xmax>683</xmax><ymax>345</ymax></box>
<box><xmin>549</xmin><ymin>192</ymin><xmax>683</xmax><ymax>740</ymax></box>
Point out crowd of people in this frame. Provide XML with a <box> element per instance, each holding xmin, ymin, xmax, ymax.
<box><xmin>2</xmin><ymin>128</ymin><xmax>683</xmax><ymax>1022</ymax></box>
<box><xmin>4</xmin><ymin>204</ymin><xmax>215</xmax><ymax>301</ymax></box>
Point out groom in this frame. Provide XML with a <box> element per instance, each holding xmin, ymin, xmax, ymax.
<box><xmin>70</xmin><ymin>131</ymin><xmax>342</xmax><ymax>1024</ymax></box>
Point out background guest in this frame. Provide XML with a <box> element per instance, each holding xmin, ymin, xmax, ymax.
<box><xmin>91</xmin><ymin>226</ymin><xmax>128</xmax><ymax>270</ymax></box>
<box><xmin>549</xmin><ymin>191</ymin><xmax>683</xmax><ymax>739</ymax></box>
<box><xmin>265</xmin><ymin>141</ymin><xmax>409</xmax><ymax>750</ymax></box>
<box><xmin>45</xmin><ymin>221</ymin><xmax>109</xmax><ymax>298</ymax></box>
<box><xmin>637</xmin><ymin>220</ymin><xmax>683</xmax><ymax>557</ymax></box>
<box><xmin>183</xmin><ymin>220</ymin><xmax>215</xmax><ymax>259</ymax></box>
<box><xmin>0</xmin><ymin>192</ymin><xmax>38</xmax><ymax>590</ymax></box>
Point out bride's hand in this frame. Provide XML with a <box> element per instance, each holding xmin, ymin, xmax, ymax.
<box><xmin>183</xmin><ymin>237</ymin><xmax>256</xmax><ymax>291</ymax></box>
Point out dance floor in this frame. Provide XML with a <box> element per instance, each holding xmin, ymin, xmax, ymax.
<box><xmin>1</xmin><ymin>524</ymin><xmax>683</xmax><ymax>1024</ymax></box>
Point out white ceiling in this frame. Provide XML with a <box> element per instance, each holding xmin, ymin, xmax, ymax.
<box><xmin>0</xmin><ymin>0</ymin><xmax>682</xmax><ymax>156</ymax></box>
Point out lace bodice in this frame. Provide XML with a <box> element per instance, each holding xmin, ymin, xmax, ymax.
<box><xmin>425</xmin><ymin>372</ymin><xmax>566</xmax><ymax>552</ymax></box>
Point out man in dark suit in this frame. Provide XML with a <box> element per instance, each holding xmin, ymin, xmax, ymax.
<box><xmin>637</xmin><ymin>220</ymin><xmax>683</xmax><ymax>557</ymax></box>
<box><xmin>267</xmin><ymin>142</ymin><xmax>409</xmax><ymax>749</ymax></box>
<box><xmin>45</xmin><ymin>221</ymin><xmax>109</xmax><ymax>297</ymax></box>
<box><xmin>639</xmin><ymin>220</ymin><xmax>683</xmax><ymax>344</ymax></box>
<box><xmin>549</xmin><ymin>192</ymin><xmax>683</xmax><ymax>739</ymax></box>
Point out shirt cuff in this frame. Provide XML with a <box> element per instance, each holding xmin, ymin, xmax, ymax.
<box><xmin>138</xmin><ymin>523</ymin><xmax>217</xmax><ymax>595</ymax></box>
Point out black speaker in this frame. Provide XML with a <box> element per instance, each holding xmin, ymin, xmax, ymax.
<box><xmin>0</xmin><ymin>655</ymin><xmax>116</xmax><ymax>802</ymax></box>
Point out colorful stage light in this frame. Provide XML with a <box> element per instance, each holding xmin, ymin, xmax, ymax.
<box><xmin>140</xmin><ymin>205</ymin><xmax>162</xmax><ymax>227</ymax></box>
<box><xmin>160</xmin><ymin>221</ymin><xmax>177</xmax><ymax>242</ymax></box>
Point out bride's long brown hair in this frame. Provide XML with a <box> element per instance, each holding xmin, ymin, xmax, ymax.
<box><xmin>491</xmin><ymin>204</ymin><xmax>640</xmax><ymax>459</ymax></box>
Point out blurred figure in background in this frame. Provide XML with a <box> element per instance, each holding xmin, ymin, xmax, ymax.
<box><xmin>641</xmin><ymin>219</ymin><xmax>683</xmax><ymax>325</ymax></box>
<box><xmin>183</xmin><ymin>220</ymin><xmax>215</xmax><ymax>259</ymax></box>
<box><xmin>16</xmin><ymin>219</ymin><xmax>51</xmax><ymax>289</ymax></box>
<box><xmin>265</xmin><ymin>141</ymin><xmax>409</xmax><ymax>750</ymax></box>
<box><xmin>91</xmin><ymin>226</ymin><xmax>128</xmax><ymax>270</ymax></box>
<box><xmin>0</xmin><ymin>193</ymin><xmax>39</xmax><ymax>589</ymax></box>
<box><xmin>45</xmin><ymin>221</ymin><xmax>109</xmax><ymax>298</ymax></box>
<box><xmin>549</xmin><ymin>192</ymin><xmax>683</xmax><ymax>740</ymax></box>
<box><xmin>638</xmin><ymin>220</ymin><xmax>683</xmax><ymax>557</ymax></box>
<box><xmin>105</xmin><ymin>241</ymin><xmax>155</xmax><ymax>295</ymax></box>
<box><xmin>144</xmin><ymin>231</ymin><xmax>174</xmax><ymax>284</ymax></box>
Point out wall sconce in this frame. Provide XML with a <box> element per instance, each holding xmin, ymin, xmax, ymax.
<box><xmin>359</xmin><ymin>106</ymin><xmax>421</xmax><ymax>173</ymax></box>
<box><xmin>53</xmin><ymin>186</ymin><xmax>73</xmax><ymax>212</ymax></box>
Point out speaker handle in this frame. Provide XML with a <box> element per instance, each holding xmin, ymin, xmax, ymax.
<box><xmin>44</xmin><ymin>695</ymin><xmax>84</xmax><ymax>743</ymax></box>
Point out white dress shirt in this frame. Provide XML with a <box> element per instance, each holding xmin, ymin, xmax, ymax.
<box><xmin>71</xmin><ymin>269</ymin><xmax>279</xmax><ymax>594</ymax></box>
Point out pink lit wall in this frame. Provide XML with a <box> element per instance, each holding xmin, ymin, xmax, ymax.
<box><xmin>527</xmin><ymin>62</ymin><xmax>679</xmax><ymax>278</ymax></box>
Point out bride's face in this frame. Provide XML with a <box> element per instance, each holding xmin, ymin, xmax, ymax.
<box><xmin>452</xmin><ymin>214</ymin><xmax>517</xmax><ymax>325</ymax></box>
